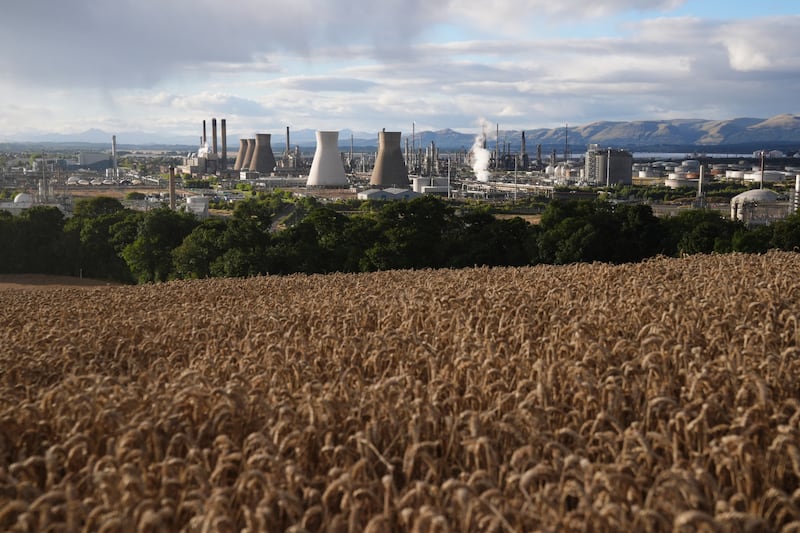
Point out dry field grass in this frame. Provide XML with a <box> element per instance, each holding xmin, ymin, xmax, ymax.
<box><xmin>0</xmin><ymin>275</ymin><xmax>119</xmax><ymax>291</ymax></box>
<box><xmin>1</xmin><ymin>252</ymin><xmax>800</xmax><ymax>531</ymax></box>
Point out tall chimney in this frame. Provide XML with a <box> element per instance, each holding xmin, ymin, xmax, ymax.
<box><xmin>111</xmin><ymin>135</ymin><xmax>118</xmax><ymax>179</ymax></box>
<box><xmin>698</xmin><ymin>165</ymin><xmax>704</xmax><ymax>197</ymax></box>
<box><xmin>370</xmin><ymin>130</ymin><xmax>408</xmax><ymax>188</ymax></box>
<box><xmin>248</xmin><ymin>133</ymin><xmax>277</xmax><ymax>174</ymax></box>
<box><xmin>220</xmin><ymin>119</ymin><xmax>227</xmax><ymax>170</ymax></box>
<box><xmin>286</xmin><ymin>126</ymin><xmax>291</xmax><ymax>155</ymax></box>
<box><xmin>212</xmin><ymin>118</ymin><xmax>218</xmax><ymax>155</ymax></box>
<box><xmin>233</xmin><ymin>139</ymin><xmax>247</xmax><ymax>171</ymax></box>
<box><xmin>202</xmin><ymin>120</ymin><xmax>207</xmax><ymax>146</ymax></box>
<box><xmin>168</xmin><ymin>167</ymin><xmax>176</xmax><ymax>211</ymax></box>
<box><xmin>307</xmin><ymin>131</ymin><xmax>348</xmax><ymax>187</ymax></box>
<box><xmin>495</xmin><ymin>123</ymin><xmax>499</xmax><ymax>169</ymax></box>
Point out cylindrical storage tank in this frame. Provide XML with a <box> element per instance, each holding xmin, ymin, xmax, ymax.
<box><xmin>307</xmin><ymin>131</ymin><xmax>348</xmax><ymax>187</ymax></box>
<box><xmin>370</xmin><ymin>130</ymin><xmax>408</xmax><ymax>187</ymax></box>
<box><xmin>242</xmin><ymin>138</ymin><xmax>256</xmax><ymax>170</ymax></box>
<box><xmin>233</xmin><ymin>139</ymin><xmax>248</xmax><ymax>171</ymax></box>
<box><xmin>14</xmin><ymin>192</ymin><xmax>34</xmax><ymax>207</ymax></box>
<box><xmin>726</xmin><ymin>170</ymin><xmax>744</xmax><ymax>179</ymax></box>
<box><xmin>248</xmin><ymin>133</ymin><xmax>277</xmax><ymax>174</ymax></box>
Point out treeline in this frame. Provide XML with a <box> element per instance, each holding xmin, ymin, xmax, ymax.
<box><xmin>2</xmin><ymin>193</ymin><xmax>799</xmax><ymax>284</ymax></box>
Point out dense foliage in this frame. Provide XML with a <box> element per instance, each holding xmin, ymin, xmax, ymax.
<box><xmin>1</xmin><ymin>193</ymin><xmax>799</xmax><ymax>283</ymax></box>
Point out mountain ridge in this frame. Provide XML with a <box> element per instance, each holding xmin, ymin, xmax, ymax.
<box><xmin>3</xmin><ymin>115</ymin><xmax>800</xmax><ymax>153</ymax></box>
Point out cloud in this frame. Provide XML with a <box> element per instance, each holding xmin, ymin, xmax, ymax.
<box><xmin>120</xmin><ymin>92</ymin><xmax>267</xmax><ymax>116</ymax></box>
<box><xmin>716</xmin><ymin>16</ymin><xmax>800</xmax><ymax>72</ymax></box>
<box><xmin>277</xmin><ymin>77</ymin><xmax>378</xmax><ymax>93</ymax></box>
<box><xmin>1</xmin><ymin>2</ymin><xmax>799</xmax><ymax>138</ymax></box>
<box><xmin>442</xmin><ymin>0</ymin><xmax>687</xmax><ymax>31</ymax></box>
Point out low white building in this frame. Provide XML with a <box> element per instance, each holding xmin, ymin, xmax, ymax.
<box><xmin>186</xmin><ymin>196</ymin><xmax>210</xmax><ymax>219</ymax></box>
<box><xmin>357</xmin><ymin>188</ymin><xmax>422</xmax><ymax>201</ymax></box>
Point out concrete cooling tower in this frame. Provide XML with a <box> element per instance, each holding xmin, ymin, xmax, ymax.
<box><xmin>242</xmin><ymin>138</ymin><xmax>256</xmax><ymax>170</ymax></box>
<box><xmin>370</xmin><ymin>130</ymin><xmax>408</xmax><ymax>188</ymax></box>
<box><xmin>248</xmin><ymin>133</ymin><xmax>277</xmax><ymax>174</ymax></box>
<box><xmin>233</xmin><ymin>139</ymin><xmax>248</xmax><ymax>171</ymax></box>
<box><xmin>307</xmin><ymin>131</ymin><xmax>348</xmax><ymax>187</ymax></box>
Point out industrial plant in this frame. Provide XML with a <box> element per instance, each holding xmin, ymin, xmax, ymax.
<box><xmin>2</xmin><ymin>117</ymin><xmax>800</xmax><ymax>227</ymax></box>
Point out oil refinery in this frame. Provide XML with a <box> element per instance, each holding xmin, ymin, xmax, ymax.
<box><xmin>2</xmin><ymin>117</ymin><xmax>800</xmax><ymax>226</ymax></box>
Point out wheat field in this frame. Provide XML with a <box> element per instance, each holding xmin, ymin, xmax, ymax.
<box><xmin>1</xmin><ymin>252</ymin><xmax>800</xmax><ymax>532</ymax></box>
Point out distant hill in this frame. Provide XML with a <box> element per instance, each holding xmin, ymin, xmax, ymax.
<box><xmin>419</xmin><ymin>115</ymin><xmax>800</xmax><ymax>153</ymax></box>
<box><xmin>4</xmin><ymin>115</ymin><xmax>800</xmax><ymax>154</ymax></box>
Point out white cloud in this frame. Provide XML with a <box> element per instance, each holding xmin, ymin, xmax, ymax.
<box><xmin>1</xmin><ymin>2</ymin><xmax>798</xmax><ymax>138</ymax></box>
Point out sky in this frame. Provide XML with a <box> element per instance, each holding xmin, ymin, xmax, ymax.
<box><xmin>1</xmin><ymin>0</ymin><xmax>799</xmax><ymax>142</ymax></box>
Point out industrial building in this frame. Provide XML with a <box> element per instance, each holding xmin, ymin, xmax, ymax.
<box><xmin>186</xmin><ymin>196</ymin><xmax>210</xmax><ymax>219</ymax></box>
<box><xmin>358</xmin><ymin>188</ymin><xmax>421</xmax><ymax>201</ymax></box>
<box><xmin>178</xmin><ymin>118</ymin><xmax>228</xmax><ymax>176</ymax></box>
<box><xmin>584</xmin><ymin>145</ymin><xmax>633</xmax><ymax>185</ymax></box>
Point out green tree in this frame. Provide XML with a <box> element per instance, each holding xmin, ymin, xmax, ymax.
<box><xmin>449</xmin><ymin>210</ymin><xmax>535</xmax><ymax>267</ymax></box>
<box><xmin>732</xmin><ymin>225</ymin><xmax>774</xmax><ymax>254</ymax></box>
<box><xmin>64</xmin><ymin>197</ymin><xmax>134</xmax><ymax>281</ymax></box>
<box><xmin>173</xmin><ymin>218</ymin><xmax>229</xmax><ymax>279</ymax></box>
<box><xmin>14</xmin><ymin>206</ymin><xmax>72</xmax><ymax>274</ymax></box>
<box><xmin>661</xmin><ymin>210</ymin><xmax>740</xmax><ymax>256</ymax></box>
<box><xmin>204</xmin><ymin>200</ymin><xmax>273</xmax><ymax>278</ymax></box>
<box><xmin>72</xmin><ymin>196</ymin><xmax>126</xmax><ymax>218</ymax></box>
<box><xmin>121</xmin><ymin>209</ymin><xmax>198</xmax><ymax>283</ymax></box>
<box><xmin>614</xmin><ymin>203</ymin><xmax>665</xmax><ymax>262</ymax></box>
<box><xmin>769</xmin><ymin>213</ymin><xmax>800</xmax><ymax>251</ymax></box>
<box><xmin>363</xmin><ymin>196</ymin><xmax>455</xmax><ymax>271</ymax></box>
<box><xmin>537</xmin><ymin>200</ymin><xmax>614</xmax><ymax>264</ymax></box>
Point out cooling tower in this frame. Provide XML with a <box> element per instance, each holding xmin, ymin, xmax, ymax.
<box><xmin>370</xmin><ymin>130</ymin><xmax>408</xmax><ymax>188</ymax></box>
<box><xmin>243</xmin><ymin>138</ymin><xmax>256</xmax><ymax>170</ymax></box>
<box><xmin>248</xmin><ymin>133</ymin><xmax>276</xmax><ymax>174</ymax></box>
<box><xmin>233</xmin><ymin>139</ymin><xmax>247</xmax><ymax>171</ymax></box>
<box><xmin>307</xmin><ymin>131</ymin><xmax>348</xmax><ymax>187</ymax></box>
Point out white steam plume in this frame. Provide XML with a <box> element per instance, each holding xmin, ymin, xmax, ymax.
<box><xmin>471</xmin><ymin>120</ymin><xmax>492</xmax><ymax>182</ymax></box>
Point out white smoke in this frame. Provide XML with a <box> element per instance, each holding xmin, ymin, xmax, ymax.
<box><xmin>471</xmin><ymin>123</ymin><xmax>492</xmax><ymax>182</ymax></box>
